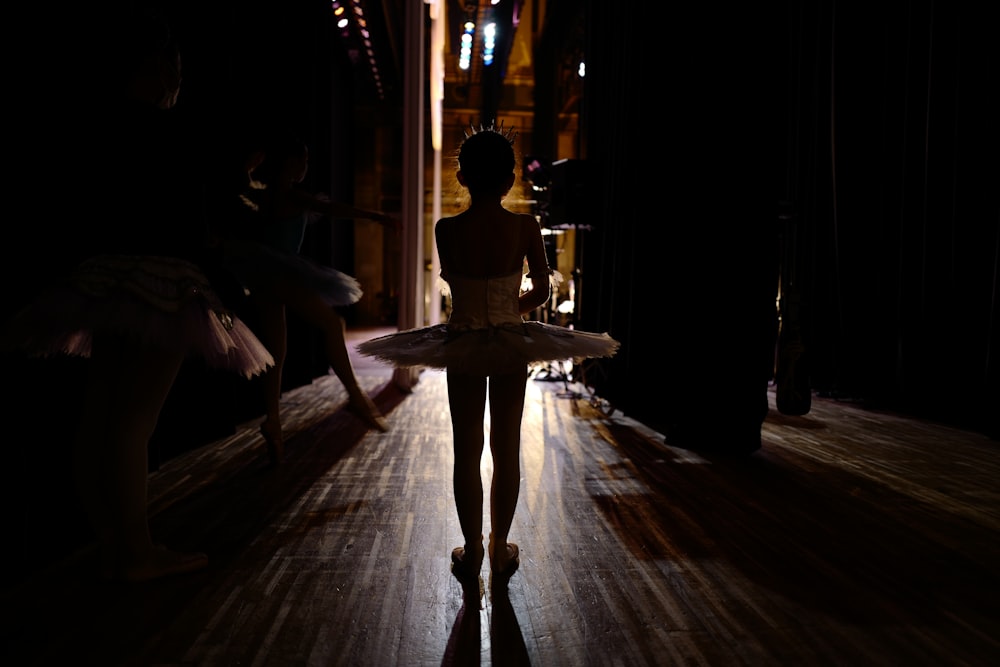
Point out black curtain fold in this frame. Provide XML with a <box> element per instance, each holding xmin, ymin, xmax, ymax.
<box><xmin>580</xmin><ymin>4</ymin><xmax>778</xmax><ymax>452</ymax></box>
<box><xmin>790</xmin><ymin>0</ymin><xmax>998</xmax><ymax>435</ymax></box>
<box><xmin>579</xmin><ymin>0</ymin><xmax>997</xmax><ymax>442</ymax></box>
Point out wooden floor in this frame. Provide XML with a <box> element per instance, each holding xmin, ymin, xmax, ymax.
<box><xmin>3</xmin><ymin>328</ymin><xmax>999</xmax><ymax>666</ymax></box>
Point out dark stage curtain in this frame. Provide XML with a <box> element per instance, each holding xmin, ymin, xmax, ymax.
<box><xmin>578</xmin><ymin>1</ymin><xmax>998</xmax><ymax>443</ymax></box>
<box><xmin>784</xmin><ymin>1</ymin><xmax>998</xmax><ymax>436</ymax></box>
<box><xmin>578</xmin><ymin>5</ymin><xmax>780</xmax><ymax>453</ymax></box>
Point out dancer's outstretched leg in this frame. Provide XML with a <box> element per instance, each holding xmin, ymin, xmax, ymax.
<box><xmin>283</xmin><ymin>282</ymin><xmax>388</xmax><ymax>431</ymax></box>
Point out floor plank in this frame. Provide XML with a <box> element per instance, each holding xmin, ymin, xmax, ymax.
<box><xmin>2</xmin><ymin>328</ymin><xmax>998</xmax><ymax>666</ymax></box>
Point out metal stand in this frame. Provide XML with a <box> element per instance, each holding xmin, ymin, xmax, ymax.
<box><xmin>525</xmin><ymin>158</ymin><xmax>602</xmax><ymax>404</ymax></box>
<box><xmin>531</xmin><ymin>358</ymin><xmax>580</xmax><ymax>398</ymax></box>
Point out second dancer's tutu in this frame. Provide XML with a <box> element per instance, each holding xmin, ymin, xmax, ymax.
<box><xmin>222</xmin><ymin>237</ymin><xmax>363</xmax><ymax>307</ymax></box>
<box><xmin>2</xmin><ymin>254</ymin><xmax>274</xmax><ymax>378</ymax></box>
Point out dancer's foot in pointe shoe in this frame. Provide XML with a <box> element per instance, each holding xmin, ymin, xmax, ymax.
<box><xmin>102</xmin><ymin>545</ymin><xmax>209</xmax><ymax>584</ymax></box>
<box><xmin>347</xmin><ymin>394</ymin><xmax>389</xmax><ymax>432</ymax></box>
<box><xmin>488</xmin><ymin>533</ymin><xmax>520</xmax><ymax>579</ymax></box>
<box><xmin>451</xmin><ymin>536</ymin><xmax>484</xmax><ymax>581</ymax></box>
<box><xmin>259</xmin><ymin>419</ymin><xmax>285</xmax><ymax>467</ymax></box>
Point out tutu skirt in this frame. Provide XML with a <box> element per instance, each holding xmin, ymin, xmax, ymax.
<box><xmin>223</xmin><ymin>239</ymin><xmax>362</xmax><ymax>307</ymax></box>
<box><xmin>1</xmin><ymin>255</ymin><xmax>274</xmax><ymax>378</ymax></box>
<box><xmin>357</xmin><ymin>321</ymin><xmax>621</xmax><ymax>376</ymax></box>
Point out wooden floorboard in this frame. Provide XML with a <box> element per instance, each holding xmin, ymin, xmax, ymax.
<box><xmin>2</xmin><ymin>328</ymin><xmax>999</xmax><ymax>666</ymax></box>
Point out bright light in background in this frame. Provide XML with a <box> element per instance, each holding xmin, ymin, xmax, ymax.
<box><xmin>332</xmin><ymin>0</ymin><xmax>384</xmax><ymax>99</ymax></box>
<box><xmin>332</xmin><ymin>0</ymin><xmax>347</xmax><ymax>27</ymax></box>
<box><xmin>482</xmin><ymin>22</ymin><xmax>496</xmax><ymax>66</ymax></box>
<box><xmin>429</xmin><ymin>0</ymin><xmax>443</xmax><ymax>151</ymax></box>
<box><xmin>459</xmin><ymin>21</ymin><xmax>475</xmax><ymax>71</ymax></box>
<box><xmin>428</xmin><ymin>0</ymin><xmax>444</xmax><ymax>325</ymax></box>
<box><xmin>578</xmin><ymin>60</ymin><xmax>586</xmax><ymax>77</ymax></box>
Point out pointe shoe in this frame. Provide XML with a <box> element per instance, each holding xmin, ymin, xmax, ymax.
<box><xmin>451</xmin><ymin>536</ymin><xmax>485</xmax><ymax>581</ymax></box>
<box><xmin>488</xmin><ymin>533</ymin><xmax>520</xmax><ymax>578</ymax></box>
<box><xmin>347</xmin><ymin>395</ymin><xmax>389</xmax><ymax>432</ymax></box>
<box><xmin>259</xmin><ymin>420</ymin><xmax>285</xmax><ymax>466</ymax></box>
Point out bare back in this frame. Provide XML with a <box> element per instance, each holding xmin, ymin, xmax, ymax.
<box><xmin>436</xmin><ymin>207</ymin><xmax>547</xmax><ymax>280</ymax></box>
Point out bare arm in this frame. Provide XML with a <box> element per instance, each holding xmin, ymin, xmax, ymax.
<box><xmin>435</xmin><ymin>218</ymin><xmax>452</xmax><ymax>279</ymax></box>
<box><xmin>518</xmin><ymin>215</ymin><xmax>552</xmax><ymax>315</ymax></box>
<box><xmin>292</xmin><ymin>189</ymin><xmax>400</xmax><ymax>231</ymax></box>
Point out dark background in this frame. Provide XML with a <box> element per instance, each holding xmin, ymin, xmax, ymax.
<box><xmin>573</xmin><ymin>1</ymin><xmax>998</xmax><ymax>447</ymax></box>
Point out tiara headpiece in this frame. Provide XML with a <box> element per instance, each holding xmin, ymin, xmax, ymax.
<box><xmin>464</xmin><ymin>119</ymin><xmax>517</xmax><ymax>144</ymax></box>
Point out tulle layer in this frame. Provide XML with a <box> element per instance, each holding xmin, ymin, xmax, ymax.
<box><xmin>2</xmin><ymin>255</ymin><xmax>274</xmax><ymax>378</ymax></box>
<box><xmin>356</xmin><ymin>322</ymin><xmax>620</xmax><ymax>376</ymax></box>
<box><xmin>223</xmin><ymin>239</ymin><xmax>362</xmax><ymax>306</ymax></box>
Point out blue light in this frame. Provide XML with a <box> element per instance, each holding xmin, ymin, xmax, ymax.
<box><xmin>482</xmin><ymin>22</ymin><xmax>496</xmax><ymax>67</ymax></box>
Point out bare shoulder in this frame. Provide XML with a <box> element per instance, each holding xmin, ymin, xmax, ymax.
<box><xmin>436</xmin><ymin>214</ymin><xmax>461</xmax><ymax>226</ymax></box>
<box><xmin>435</xmin><ymin>214</ymin><xmax>460</xmax><ymax>234</ymax></box>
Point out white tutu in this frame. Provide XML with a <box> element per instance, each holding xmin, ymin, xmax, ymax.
<box><xmin>358</xmin><ymin>321</ymin><xmax>620</xmax><ymax>375</ymax></box>
<box><xmin>356</xmin><ymin>271</ymin><xmax>619</xmax><ymax>375</ymax></box>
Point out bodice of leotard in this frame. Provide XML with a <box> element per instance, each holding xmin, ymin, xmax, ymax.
<box><xmin>445</xmin><ymin>271</ymin><xmax>524</xmax><ymax>329</ymax></box>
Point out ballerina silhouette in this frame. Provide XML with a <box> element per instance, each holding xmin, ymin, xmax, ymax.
<box><xmin>357</xmin><ymin>122</ymin><xmax>619</xmax><ymax>579</ymax></box>
<box><xmin>221</xmin><ymin>132</ymin><xmax>399</xmax><ymax>465</ymax></box>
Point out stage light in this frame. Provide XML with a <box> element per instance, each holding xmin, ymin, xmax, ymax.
<box><xmin>459</xmin><ymin>22</ymin><xmax>475</xmax><ymax>71</ymax></box>
<box><xmin>482</xmin><ymin>22</ymin><xmax>496</xmax><ymax>66</ymax></box>
<box><xmin>332</xmin><ymin>0</ymin><xmax>384</xmax><ymax>101</ymax></box>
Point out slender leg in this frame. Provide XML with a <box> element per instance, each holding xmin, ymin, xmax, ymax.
<box><xmin>75</xmin><ymin>333</ymin><xmax>202</xmax><ymax>582</ymax></box>
<box><xmin>281</xmin><ymin>280</ymin><xmax>388</xmax><ymax>431</ymax></box>
<box><xmin>486</xmin><ymin>368</ymin><xmax>527</xmax><ymax>574</ymax></box>
<box><xmin>253</xmin><ymin>295</ymin><xmax>288</xmax><ymax>463</ymax></box>
<box><xmin>447</xmin><ymin>372</ymin><xmax>488</xmax><ymax>552</ymax></box>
